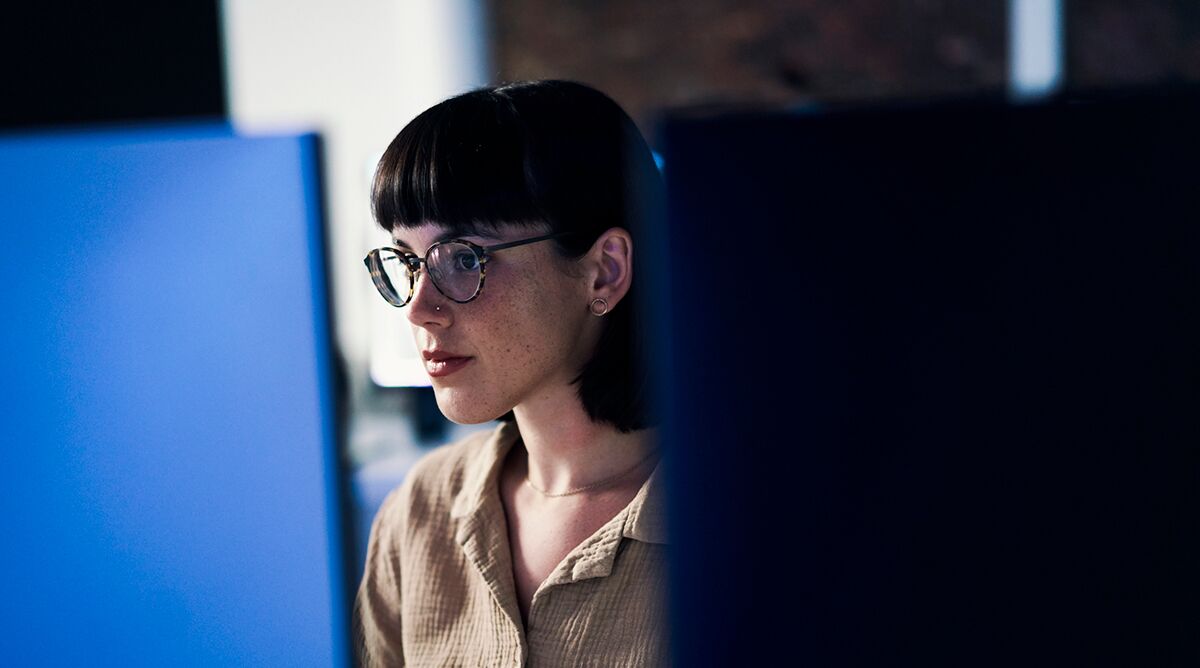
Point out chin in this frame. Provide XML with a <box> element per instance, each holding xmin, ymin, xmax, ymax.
<box><xmin>433</xmin><ymin>387</ymin><xmax>509</xmax><ymax>425</ymax></box>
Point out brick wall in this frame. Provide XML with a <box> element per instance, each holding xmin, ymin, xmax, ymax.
<box><xmin>488</xmin><ymin>1</ymin><xmax>1199</xmax><ymax>145</ymax></box>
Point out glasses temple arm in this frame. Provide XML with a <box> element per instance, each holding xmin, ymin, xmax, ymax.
<box><xmin>482</xmin><ymin>231</ymin><xmax>570</xmax><ymax>252</ymax></box>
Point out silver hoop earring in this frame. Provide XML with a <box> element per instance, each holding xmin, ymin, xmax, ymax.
<box><xmin>589</xmin><ymin>297</ymin><xmax>609</xmax><ymax>316</ymax></box>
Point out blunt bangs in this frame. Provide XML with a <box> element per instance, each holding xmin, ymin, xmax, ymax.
<box><xmin>371</xmin><ymin>91</ymin><xmax>548</xmax><ymax>235</ymax></box>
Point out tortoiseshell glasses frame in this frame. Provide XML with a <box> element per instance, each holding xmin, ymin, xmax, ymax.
<box><xmin>363</xmin><ymin>231</ymin><xmax>571</xmax><ymax>307</ymax></box>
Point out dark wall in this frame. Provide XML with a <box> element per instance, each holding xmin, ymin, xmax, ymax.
<box><xmin>0</xmin><ymin>2</ymin><xmax>225</xmax><ymax>130</ymax></box>
<box><xmin>488</xmin><ymin>1</ymin><xmax>1006</xmax><ymax>142</ymax></box>
<box><xmin>488</xmin><ymin>1</ymin><xmax>1200</xmax><ymax>145</ymax></box>
<box><xmin>1069</xmin><ymin>0</ymin><xmax>1200</xmax><ymax>87</ymax></box>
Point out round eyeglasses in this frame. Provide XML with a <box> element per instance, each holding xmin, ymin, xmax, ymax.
<box><xmin>364</xmin><ymin>231</ymin><xmax>571</xmax><ymax>307</ymax></box>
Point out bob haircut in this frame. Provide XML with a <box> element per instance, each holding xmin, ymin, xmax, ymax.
<box><xmin>371</xmin><ymin>79</ymin><xmax>664</xmax><ymax>433</ymax></box>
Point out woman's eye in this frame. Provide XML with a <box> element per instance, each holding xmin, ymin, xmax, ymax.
<box><xmin>454</xmin><ymin>251</ymin><xmax>480</xmax><ymax>271</ymax></box>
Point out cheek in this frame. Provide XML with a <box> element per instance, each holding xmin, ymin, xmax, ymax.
<box><xmin>477</xmin><ymin>264</ymin><xmax>583</xmax><ymax>363</ymax></box>
<box><xmin>430</xmin><ymin>264</ymin><xmax>591</xmax><ymax>422</ymax></box>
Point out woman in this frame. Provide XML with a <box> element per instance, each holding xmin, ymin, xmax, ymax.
<box><xmin>353</xmin><ymin>80</ymin><xmax>670</xmax><ymax>666</ymax></box>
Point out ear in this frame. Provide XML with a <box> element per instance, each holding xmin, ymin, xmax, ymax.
<box><xmin>585</xmin><ymin>227</ymin><xmax>634</xmax><ymax>311</ymax></box>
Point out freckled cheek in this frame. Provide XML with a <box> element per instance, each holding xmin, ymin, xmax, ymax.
<box><xmin>467</xmin><ymin>293</ymin><xmax>530</xmax><ymax>359</ymax></box>
<box><xmin>486</xmin><ymin>305</ymin><xmax>556</xmax><ymax>367</ymax></box>
<box><xmin>475</xmin><ymin>264</ymin><xmax>575</xmax><ymax>361</ymax></box>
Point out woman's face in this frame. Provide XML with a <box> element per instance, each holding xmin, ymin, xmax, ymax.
<box><xmin>394</xmin><ymin>222</ymin><xmax>598</xmax><ymax>424</ymax></box>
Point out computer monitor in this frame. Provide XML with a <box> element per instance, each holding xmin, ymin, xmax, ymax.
<box><xmin>654</xmin><ymin>88</ymin><xmax>1200</xmax><ymax>665</ymax></box>
<box><xmin>0</xmin><ymin>125</ymin><xmax>348</xmax><ymax>666</ymax></box>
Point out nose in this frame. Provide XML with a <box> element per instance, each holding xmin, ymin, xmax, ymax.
<box><xmin>406</xmin><ymin>267</ymin><xmax>450</xmax><ymax>327</ymax></box>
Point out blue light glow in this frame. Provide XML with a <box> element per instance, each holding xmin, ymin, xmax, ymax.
<box><xmin>0</xmin><ymin>125</ymin><xmax>346</xmax><ymax>667</ymax></box>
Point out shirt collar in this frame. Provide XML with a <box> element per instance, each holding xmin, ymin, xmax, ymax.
<box><xmin>449</xmin><ymin>420</ymin><xmax>517</xmax><ymax>521</ymax></box>
<box><xmin>449</xmin><ymin>420</ymin><xmax>669</xmax><ymax>545</ymax></box>
<box><xmin>623</xmin><ymin>455</ymin><xmax>669</xmax><ymax>545</ymax></box>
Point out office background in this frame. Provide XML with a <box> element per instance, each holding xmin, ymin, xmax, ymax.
<box><xmin>2</xmin><ymin>1</ymin><xmax>1197</xmax><ymax>665</ymax></box>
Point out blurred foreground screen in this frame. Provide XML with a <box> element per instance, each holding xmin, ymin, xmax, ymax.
<box><xmin>656</xmin><ymin>88</ymin><xmax>1200</xmax><ymax>666</ymax></box>
<box><xmin>0</xmin><ymin>126</ymin><xmax>346</xmax><ymax>666</ymax></box>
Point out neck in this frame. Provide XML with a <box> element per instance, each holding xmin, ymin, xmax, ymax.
<box><xmin>511</xmin><ymin>392</ymin><xmax>658</xmax><ymax>498</ymax></box>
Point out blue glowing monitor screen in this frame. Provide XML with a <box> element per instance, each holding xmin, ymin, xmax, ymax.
<box><xmin>0</xmin><ymin>126</ymin><xmax>345</xmax><ymax>666</ymax></box>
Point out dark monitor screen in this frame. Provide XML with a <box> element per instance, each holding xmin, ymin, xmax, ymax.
<box><xmin>654</xmin><ymin>89</ymin><xmax>1200</xmax><ymax>665</ymax></box>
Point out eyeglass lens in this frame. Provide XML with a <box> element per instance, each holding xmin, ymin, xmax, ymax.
<box><xmin>369</xmin><ymin>249</ymin><xmax>409</xmax><ymax>306</ymax></box>
<box><xmin>369</xmin><ymin>242</ymin><xmax>482</xmax><ymax>305</ymax></box>
<box><xmin>426</xmin><ymin>242</ymin><xmax>482</xmax><ymax>302</ymax></box>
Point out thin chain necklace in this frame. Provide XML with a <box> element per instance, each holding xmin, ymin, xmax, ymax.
<box><xmin>523</xmin><ymin>443</ymin><xmax>660</xmax><ymax>498</ymax></box>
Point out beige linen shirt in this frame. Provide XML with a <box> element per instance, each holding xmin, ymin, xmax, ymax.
<box><xmin>353</xmin><ymin>419</ymin><xmax>672</xmax><ymax>667</ymax></box>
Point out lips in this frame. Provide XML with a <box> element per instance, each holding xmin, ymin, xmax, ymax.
<box><xmin>422</xmin><ymin>349</ymin><xmax>473</xmax><ymax>378</ymax></box>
